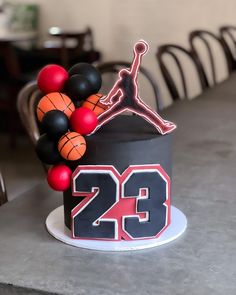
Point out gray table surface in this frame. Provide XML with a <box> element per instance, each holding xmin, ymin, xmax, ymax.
<box><xmin>1</xmin><ymin>75</ymin><xmax>236</xmax><ymax>295</ymax></box>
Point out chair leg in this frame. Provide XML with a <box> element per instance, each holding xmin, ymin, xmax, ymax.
<box><xmin>8</xmin><ymin>85</ymin><xmax>19</xmax><ymax>148</ymax></box>
<box><xmin>0</xmin><ymin>171</ymin><xmax>7</xmax><ymax>206</ymax></box>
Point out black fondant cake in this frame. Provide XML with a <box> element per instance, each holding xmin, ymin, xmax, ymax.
<box><xmin>33</xmin><ymin>40</ymin><xmax>177</xmax><ymax>243</ymax></box>
<box><xmin>64</xmin><ymin>115</ymin><xmax>173</xmax><ymax>240</ymax></box>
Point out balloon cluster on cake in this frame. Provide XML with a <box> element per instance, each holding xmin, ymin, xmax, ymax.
<box><xmin>35</xmin><ymin>63</ymin><xmax>108</xmax><ymax>192</ymax></box>
<box><xmin>35</xmin><ymin>41</ymin><xmax>177</xmax><ymax>193</ymax></box>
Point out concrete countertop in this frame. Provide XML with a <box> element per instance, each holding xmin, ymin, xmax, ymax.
<box><xmin>0</xmin><ymin>76</ymin><xmax>236</xmax><ymax>294</ymax></box>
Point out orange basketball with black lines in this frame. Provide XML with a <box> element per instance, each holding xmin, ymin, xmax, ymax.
<box><xmin>82</xmin><ymin>93</ymin><xmax>108</xmax><ymax>116</ymax></box>
<box><xmin>58</xmin><ymin>132</ymin><xmax>86</xmax><ymax>161</ymax></box>
<box><xmin>37</xmin><ymin>92</ymin><xmax>75</xmax><ymax>122</ymax></box>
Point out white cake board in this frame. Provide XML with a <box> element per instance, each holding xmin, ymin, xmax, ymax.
<box><xmin>46</xmin><ymin>206</ymin><xmax>187</xmax><ymax>251</ymax></box>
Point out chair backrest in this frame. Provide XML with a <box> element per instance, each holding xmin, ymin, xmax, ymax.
<box><xmin>17</xmin><ymin>81</ymin><xmax>49</xmax><ymax>172</ymax></box>
<box><xmin>96</xmin><ymin>61</ymin><xmax>162</xmax><ymax>110</ymax></box>
<box><xmin>17</xmin><ymin>81</ymin><xmax>41</xmax><ymax>145</ymax></box>
<box><xmin>48</xmin><ymin>27</ymin><xmax>95</xmax><ymax>68</ymax></box>
<box><xmin>189</xmin><ymin>30</ymin><xmax>230</xmax><ymax>86</ymax></box>
<box><xmin>156</xmin><ymin>44</ymin><xmax>208</xmax><ymax>101</ymax></box>
<box><xmin>219</xmin><ymin>26</ymin><xmax>236</xmax><ymax>72</ymax></box>
<box><xmin>0</xmin><ymin>170</ymin><xmax>7</xmax><ymax>206</ymax></box>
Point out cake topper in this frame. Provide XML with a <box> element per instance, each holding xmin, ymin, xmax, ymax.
<box><xmin>93</xmin><ymin>40</ymin><xmax>177</xmax><ymax>135</ymax></box>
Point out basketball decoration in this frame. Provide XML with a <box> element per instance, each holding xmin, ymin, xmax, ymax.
<box><xmin>47</xmin><ymin>164</ymin><xmax>72</xmax><ymax>191</ymax></box>
<box><xmin>37</xmin><ymin>64</ymin><xmax>68</xmax><ymax>93</ymax></box>
<box><xmin>29</xmin><ymin>41</ymin><xmax>183</xmax><ymax>248</ymax></box>
<box><xmin>82</xmin><ymin>94</ymin><xmax>108</xmax><ymax>116</ymax></box>
<box><xmin>64</xmin><ymin>74</ymin><xmax>93</xmax><ymax>102</ymax></box>
<box><xmin>33</xmin><ymin>41</ymin><xmax>176</xmax><ymax>197</ymax></box>
<box><xmin>68</xmin><ymin>63</ymin><xmax>102</xmax><ymax>93</ymax></box>
<box><xmin>70</xmin><ymin>107</ymin><xmax>98</xmax><ymax>135</ymax></box>
<box><xmin>41</xmin><ymin>110</ymin><xmax>69</xmax><ymax>140</ymax></box>
<box><xmin>36</xmin><ymin>134</ymin><xmax>62</xmax><ymax>165</ymax></box>
<box><xmin>58</xmin><ymin>132</ymin><xmax>86</xmax><ymax>161</ymax></box>
<box><xmin>36</xmin><ymin>92</ymin><xmax>75</xmax><ymax>122</ymax></box>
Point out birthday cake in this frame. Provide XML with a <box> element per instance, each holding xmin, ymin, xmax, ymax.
<box><xmin>33</xmin><ymin>41</ymin><xmax>181</xmax><ymax>246</ymax></box>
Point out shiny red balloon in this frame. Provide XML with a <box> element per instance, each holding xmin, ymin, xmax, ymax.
<box><xmin>37</xmin><ymin>64</ymin><xmax>68</xmax><ymax>93</ymax></box>
<box><xmin>47</xmin><ymin>164</ymin><xmax>72</xmax><ymax>191</ymax></box>
<box><xmin>70</xmin><ymin>107</ymin><xmax>98</xmax><ymax>135</ymax></box>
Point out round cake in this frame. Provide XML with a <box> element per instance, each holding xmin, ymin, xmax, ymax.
<box><xmin>64</xmin><ymin>115</ymin><xmax>173</xmax><ymax>240</ymax></box>
<box><xmin>29</xmin><ymin>40</ymin><xmax>186</xmax><ymax>249</ymax></box>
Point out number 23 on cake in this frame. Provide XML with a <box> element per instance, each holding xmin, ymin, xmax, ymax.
<box><xmin>34</xmin><ymin>40</ymin><xmax>187</xmax><ymax>251</ymax></box>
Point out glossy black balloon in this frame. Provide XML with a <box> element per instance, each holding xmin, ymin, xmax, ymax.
<box><xmin>64</xmin><ymin>74</ymin><xmax>93</xmax><ymax>101</ymax></box>
<box><xmin>41</xmin><ymin>110</ymin><xmax>69</xmax><ymax>140</ymax></box>
<box><xmin>36</xmin><ymin>134</ymin><xmax>62</xmax><ymax>165</ymax></box>
<box><xmin>68</xmin><ymin>63</ymin><xmax>102</xmax><ymax>93</ymax></box>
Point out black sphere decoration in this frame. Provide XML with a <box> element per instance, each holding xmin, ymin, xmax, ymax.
<box><xmin>41</xmin><ymin>110</ymin><xmax>69</xmax><ymax>140</ymax></box>
<box><xmin>68</xmin><ymin>63</ymin><xmax>102</xmax><ymax>93</ymax></box>
<box><xmin>64</xmin><ymin>74</ymin><xmax>93</xmax><ymax>102</ymax></box>
<box><xmin>36</xmin><ymin>134</ymin><xmax>62</xmax><ymax>165</ymax></box>
<box><xmin>74</xmin><ymin>100</ymin><xmax>83</xmax><ymax>108</ymax></box>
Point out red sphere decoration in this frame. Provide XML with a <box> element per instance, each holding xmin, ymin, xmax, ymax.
<box><xmin>70</xmin><ymin>107</ymin><xmax>98</xmax><ymax>135</ymax></box>
<box><xmin>47</xmin><ymin>164</ymin><xmax>72</xmax><ymax>191</ymax></box>
<box><xmin>37</xmin><ymin>64</ymin><xmax>68</xmax><ymax>93</ymax></box>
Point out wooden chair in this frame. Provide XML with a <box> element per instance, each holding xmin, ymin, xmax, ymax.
<box><xmin>0</xmin><ymin>170</ymin><xmax>7</xmax><ymax>206</ymax></box>
<box><xmin>156</xmin><ymin>44</ymin><xmax>208</xmax><ymax>101</ymax></box>
<box><xmin>189</xmin><ymin>30</ymin><xmax>231</xmax><ymax>86</ymax></box>
<box><xmin>96</xmin><ymin>61</ymin><xmax>162</xmax><ymax>110</ymax></box>
<box><xmin>0</xmin><ymin>41</ymin><xmax>25</xmax><ymax>147</ymax></box>
<box><xmin>0</xmin><ymin>81</ymin><xmax>18</xmax><ymax>147</ymax></box>
<box><xmin>219</xmin><ymin>26</ymin><xmax>236</xmax><ymax>72</ymax></box>
<box><xmin>0</xmin><ymin>38</ymin><xmax>40</xmax><ymax>147</ymax></box>
<box><xmin>46</xmin><ymin>27</ymin><xmax>101</xmax><ymax>68</ymax></box>
<box><xmin>17</xmin><ymin>81</ymin><xmax>41</xmax><ymax>145</ymax></box>
<box><xmin>17</xmin><ymin>81</ymin><xmax>48</xmax><ymax>172</ymax></box>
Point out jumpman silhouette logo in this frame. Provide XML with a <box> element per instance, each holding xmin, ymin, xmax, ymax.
<box><xmin>93</xmin><ymin>40</ymin><xmax>177</xmax><ymax>135</ymax></box>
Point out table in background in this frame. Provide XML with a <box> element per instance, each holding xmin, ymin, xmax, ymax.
<box><xmin>0</xmin><ymin>74</ymin><xmax>236</xmax><ymax>294</ymax></box>
<box><xmin>0</xmin><ymin>30</ymin><xmax>37</xmax><ymax>78</ymax></box>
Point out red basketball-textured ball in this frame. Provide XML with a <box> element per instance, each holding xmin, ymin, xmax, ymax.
<box><xmin>37</xmin><ymin>64</ymin><xmax>68</xmax><ymax>93</ymax></box>
<box><xmin>47</xmin><ymin>164</ymin><xmax>72</xmax><ymax>191</ymax></box>
<box><xmin>70</xmin><ymin>107</ymin><xmax>98</xmax><ymax>135</ymax></box>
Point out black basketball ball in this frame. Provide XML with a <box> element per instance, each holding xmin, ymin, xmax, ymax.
<box><xmin>41</xmin><ymin>110</ymin><xmax>69</xmax><ymax>140</ymax></box>
<box><xmin>64</xmin><ymin>74</ymin><xmax>93</xmax><ymax>102</ymax></box>
<box><xmin>68</xmin><ymin>63</ymin><xmax>102</xmax><ymax>93</ymax></box>
<box><xmin>36</xmin><ymin>134</ymin><xmax>62</xmax><ymax>165</ymax></box>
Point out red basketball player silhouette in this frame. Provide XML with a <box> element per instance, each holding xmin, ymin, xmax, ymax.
<box><xmin>92</xmin><ymin>40</ymin><xmax>177</xmax><ymax>135</ymax></box>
